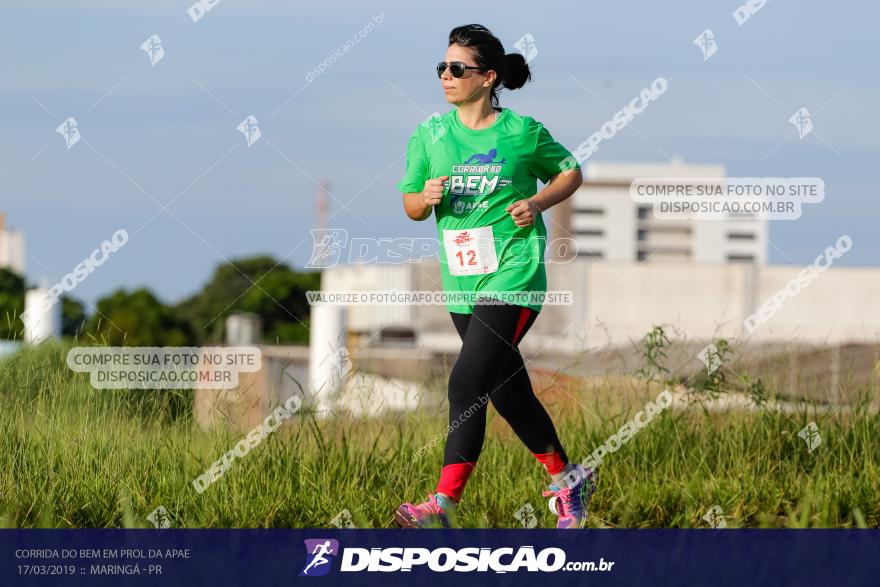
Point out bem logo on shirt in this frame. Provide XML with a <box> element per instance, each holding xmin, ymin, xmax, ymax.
<box><xmin>449</xmin><ymin>149</ymin><xmax>512</xmax><ymax>214</ymax></box>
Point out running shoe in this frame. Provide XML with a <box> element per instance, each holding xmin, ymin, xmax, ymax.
<box><xmin>394</xmin><ymin>494</ymin><xmax>454</xmax><ymax>528</ymax></box>
<box><xmin>543</xmin><ymin>464</ymin><xmax>598</xmax><ymax>529</ymax></box>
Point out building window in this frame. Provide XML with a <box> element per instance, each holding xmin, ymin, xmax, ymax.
<box><xmin>727</xmin><ymin>254</ymin><xmax>755</xmax><ymax>262</ymax></box>
<box><xmin>727</xmin><ymin>232</ymin><xmax>755</xmax><ymax>240</ymax></box>
<box><xmin>638</xmin><ymin>227</ymin><xmax>691</xmax><ymax>241</ymax></box>
<box><xmin>638</xmin><ymin>247</ymin><xmax>691</xmax><ymax>262</ymax></box>
<box><xmin>637</xmin><ymin>205</ymin><xmax>651</xmax><ymax>219</ymax></box>
<box><xmin>576</xmin><ymin>250</ymin><xmax>604</xmax><ymax>259</ymax></box>
<box><xmin>575</xmin><ymin>229</ymin><xmax>604</xmax><ymax>237</ymax></box>
<box><xmin>574</xmin><ymin>207</ymin><xmax>604</xmax><ymax>215</ymax></box>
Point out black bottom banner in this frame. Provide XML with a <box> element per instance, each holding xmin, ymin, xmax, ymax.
<box><xmin>2</xmin><ymin>529</ymin><xmax>877</xmax><ymax>586</ymax></box>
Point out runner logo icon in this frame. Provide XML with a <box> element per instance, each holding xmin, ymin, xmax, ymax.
<box><xmin>300</xmin><ymin>539</ymin><xmax>339</xmax><ymax>577</ymax></box>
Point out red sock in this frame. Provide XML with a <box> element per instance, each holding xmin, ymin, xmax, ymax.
<box><xmin>533</xmin><ymin>451</ymin><xmax>566</xmax><ymax>476</ymax></box>
<box><xmin>435</xmin><ymin>462</ymin><xmax>476</xmax><ymax>502</ymax></box>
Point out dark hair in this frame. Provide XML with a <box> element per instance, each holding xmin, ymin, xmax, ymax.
<box><xmin>448</xmin><ymin>24</ymin><xmax>532</xmax><ymax>109</ymax></box>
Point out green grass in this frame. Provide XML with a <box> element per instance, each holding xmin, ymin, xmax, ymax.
<box><xmin>1</xmin><ymin>342</ymin><xmax>878</xmax><ymax>528</ymax></box>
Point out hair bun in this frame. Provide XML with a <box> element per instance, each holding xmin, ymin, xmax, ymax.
<box><xmin>502</xmin><ymin>52</ymin><xmax>531</xmax><ymax>90</ymax></box>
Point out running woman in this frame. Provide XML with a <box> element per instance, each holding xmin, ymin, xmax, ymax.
<box><xmin>394</xmin><ymin>24</ymin><xmax>597</xmax><ymax>529</ymax></box>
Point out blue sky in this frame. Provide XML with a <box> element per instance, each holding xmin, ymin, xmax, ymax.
<box><xmin>1</xmin><ymin>0</ymin><xmax>877</xmax><ymax>308</ymax></box>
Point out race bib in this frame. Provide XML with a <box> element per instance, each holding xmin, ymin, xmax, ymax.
<box><xmin>443</xmin><ymin>225</ymin><xmax>498</xmax><ymax>276</ymax></box>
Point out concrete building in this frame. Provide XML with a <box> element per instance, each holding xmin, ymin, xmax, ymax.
<box><xmin>0</xmin><ymin>213</ymin><xmax>25</xmax><ymax>275</ymax></box>
<box><xmin>318</xmin><ymin>257</ymin><xmax>880</xmax><ymax>353</ymax></box>
<box><xmin>550</xmin><ymin>160</ymin><xmax>768</xmax><ymax>264</ymax></box>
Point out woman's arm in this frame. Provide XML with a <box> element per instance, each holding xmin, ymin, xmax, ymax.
<box><xmin>402</xmin><ymin>175</ymin><xmax>448</xmax><ymax>221</ymax></box>
<box><xmin>529</xmin><ymin>167</ymin><xmax>583</xmax><ymax>213</ymax></box>
<box><xmin>506</xmin><ymin>167</ymin><xmax>583</xmax><ymax>227</ymax></box>
<box><xmin>402</xmin><ymin>192</ymin><xmax>431</xmax><ymax>221</ymax></box>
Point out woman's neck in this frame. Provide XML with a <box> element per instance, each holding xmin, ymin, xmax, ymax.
<box><xmin>456</xmin><ymin>100</ymin><xmax>497</xmax><ymax>130</ymax></box>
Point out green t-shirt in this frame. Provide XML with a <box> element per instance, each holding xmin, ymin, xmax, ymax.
<box><xmin>395</xmin><ymin>107</ymin><xmax>579</xmax><ymax>314</ymax></box>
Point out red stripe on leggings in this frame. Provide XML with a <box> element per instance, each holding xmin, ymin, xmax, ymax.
<box><xmin>512</xmin><ymin>307</ymin><xmax>531</xmax><ymax>346</ymax></box>
<box><xmin>435</xmin><ymin>462</ymin><xmax>476</xmax><ymax>502</ymax></box>
<box><xmin>533</xmin><ymin>451</ymin><xmax>566</xmax><ymax>475</ymax></box>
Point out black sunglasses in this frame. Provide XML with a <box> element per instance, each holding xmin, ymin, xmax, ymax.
<box><xmin>436</xmin><ymin>61</ymin><xmax>484</xmax><ymax>78</ymax></box>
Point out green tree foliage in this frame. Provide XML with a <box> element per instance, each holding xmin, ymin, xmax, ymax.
<box><xmin>61</xmin><ymin>296</ymin><xmax>87</xmax><ymax>337</ymax></box>
<box><xmin>0</xmin><ymin>268</ymin><xmax>24</xmax><ymax>340</ymax></box>
<box><xmin>83</xmin><ymin>288</ymin><xmax>195</xmax><ymax>346</ymax></box>
<box><xmin>176</xmin><ymin>256</ymin><xmax>319</xmax><ymax>344</ymax></box>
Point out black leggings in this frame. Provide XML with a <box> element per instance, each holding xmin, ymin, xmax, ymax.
<box><xmin>442</xmin><ymin>300</ymin><xmax>569</xmax><ymax>468</ymax></box>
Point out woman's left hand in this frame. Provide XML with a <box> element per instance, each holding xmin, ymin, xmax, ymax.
<box><xmin>506</xmin><ymin>198</ymin><xmax>542</xmax><ymax>227</ymax></box>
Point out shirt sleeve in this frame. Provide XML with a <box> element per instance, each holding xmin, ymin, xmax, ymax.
<box><xmin>529</xmin><ymin>122</ymin><xmax>580</xmax><ymax>184</ymax></box>
<box><xmin>395</xmin><ymin>127</ymin><xmax>429</xmax><ymax>194</ymax></box>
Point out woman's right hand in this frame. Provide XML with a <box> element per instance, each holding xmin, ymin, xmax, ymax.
<box><xmin>420</xmin><ymin>175</ymin><xmax>449</xmax><ymax>208</ymax></box>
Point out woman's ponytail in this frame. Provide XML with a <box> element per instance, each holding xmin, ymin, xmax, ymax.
<box><xmin>501</xmin><ymin>52</ymin><xmax>531</xmax><ymax>90</ymax></box>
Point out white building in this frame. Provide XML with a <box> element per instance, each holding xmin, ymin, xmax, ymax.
<box><xmin>319</xmin><ymin>258</ymin><xmax>880</xmax><ymax>353</ymax></box>
<box><xmin>0</xmin><ymin>213</ymin><xmax>25</xmax><ymax>275</ymax></box>
<box><xmin>552</xmin><ymin>161</ymin><xmax>768</xmax><ymax>264</ymax></box>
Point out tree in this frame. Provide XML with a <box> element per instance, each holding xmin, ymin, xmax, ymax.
<box><xmin>61</xmin><ymin>296</ymin><xmax>86</xmax><ymax>337</ymax></box>
<box><xmin>239</xmin><ymin>269</ymin><xmax>315</xmax><ymax>343</ymax></box>
<box><xmin>83</xmin><ymin>288</ymin><xmax>195</xmax><ymax>346</ymax></box>
<box><xmin>0</xmin><ymin>268</ymin><xmax>24</xmax><ymax>340</ymax></box>
<box><xmin>176</xmin><ymin>256</ymin><xmax>319</xmax><ymax>344</ymax></box>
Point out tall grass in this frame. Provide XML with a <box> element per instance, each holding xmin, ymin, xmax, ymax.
<box><xmin>0</xmin><ymin>342</ymin><xmax>877</xmax><ymax>528</ymax></box>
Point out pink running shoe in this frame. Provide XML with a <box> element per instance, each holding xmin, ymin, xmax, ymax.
<box><xmin>543</xmin><ymin>464</ymin><xmax>598</xmax><ymax>529</ymax></box>
<box><xmin>394</xmin><ymin>494</ymin><xmax>453</xmax><ymax>528</ymax></box>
